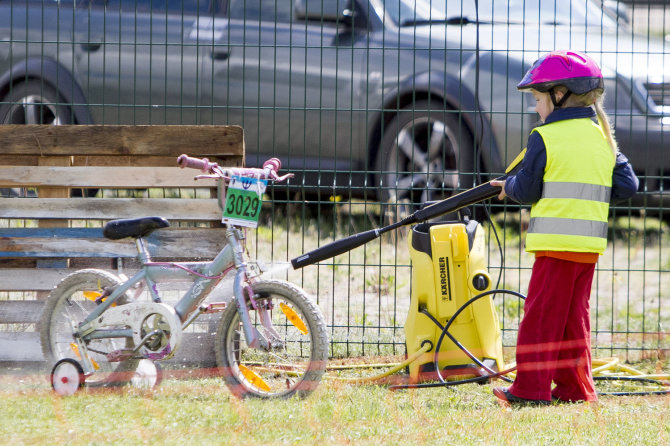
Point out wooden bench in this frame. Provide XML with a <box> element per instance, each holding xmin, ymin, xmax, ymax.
<box><xmin>0</xmin><ymin>124</ymin><xmax>244</xmax><ymax>368</ymax></box>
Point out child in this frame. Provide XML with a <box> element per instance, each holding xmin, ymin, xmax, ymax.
<box><xmin>490</xmin><ymin>50</ymin><xmax>638</xmax><ymax>405</ymax></box>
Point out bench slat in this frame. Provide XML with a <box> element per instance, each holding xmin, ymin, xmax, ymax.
<box><xmin>0</xmin><ymin>300</ymin><xmax>43</xmax><ymax>323</ymax></box>
<box><xmin>0</xmin><ymin>269</ymin><xmax>73</xmax><ymax>291</ymax></box>
<box><xmin>0</xmin><ymin>197</ymin><xmax>222</xmax><ymax>220</ymax></box>
<box><xmin>0</xmin><ymin>124</ymin><xmax>245</xmax><ymax>159</ymax></box>
<box><xmin>0</xmin><ymin>166</ymin><xmax>218</xmax><ymax>188</ymax></box>
<box><xmin>0</xmin><ymin>332</ymin><xmax>42</xmax><ymax>362</ymax></box>
<box><xmin>0</xmin><ymin>227</ymin><xmax>227</xmax><ymax>258</ymax></box>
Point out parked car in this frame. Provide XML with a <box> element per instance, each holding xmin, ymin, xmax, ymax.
<box><xmin>0</xmin><ymin>0</ymin><xmax>667</xmax><ymax>209</ymax></box>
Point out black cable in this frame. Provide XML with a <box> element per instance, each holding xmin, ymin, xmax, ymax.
<box><xmin>419</xmin><ymin>307</ymin><xmax>513</xmax><ymax>383</ymax></box>
<box><xmin>390</xmin><ymin>366</ymin><xmax>518</xmax><ymax>390</ymax></box>
<box><xmin>598</xmin><ymin>390</ymin><xmax>670</xmax><ymax>396</ymax></box>
<box><xmin>433</xmin><ymin>289</ymin><xmax>526</xmax><ymax>385</ymax></box>
<box><xmin>594</xmin><ymin>376</ymin><xmax>669</xmax><ymax>385</ymax></box>
<box><xmin>389</xmin><ymin>289</ymin><xmax>525</xmax><ymax>390</ymax></box>
<box><xmin>594</xmin><ymin>376</ymin><xmax>670</xmax><ymax>396</ymax></box>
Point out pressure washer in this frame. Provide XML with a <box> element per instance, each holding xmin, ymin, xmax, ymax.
<box><xmin>290</xmin><ymin>150</ymin><xmax>669</xmax><ymax>396</ymax></box>
<box><xmin>291</xmin><ymin>151</ymin><xmax>526</xmax><ymax>384</ymax></box>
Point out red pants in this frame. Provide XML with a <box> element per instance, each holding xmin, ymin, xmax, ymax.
<box><xmin>509</xmin><ymin>256</ymin><xmax>598</xmax><ymax>402</ymax></box>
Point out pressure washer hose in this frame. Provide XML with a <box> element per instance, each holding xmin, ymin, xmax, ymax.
<box><xmin>326</xmin><ymin>343</ymin><xmax>432</xmax><ymax>384</ymax></box>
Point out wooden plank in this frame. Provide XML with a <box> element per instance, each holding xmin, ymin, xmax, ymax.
<box><xmin>36</xmin><ymin>155</ymin><xmax>71</xmax><ymax>227</ymax></box>
<box><xmin>0</xmin><ymin>266</ymin><xmax>206</xmax><ymax>291</ymax></box>
<box><xmin>0</xmin><ymin>332</ymin><xmax>216</xmax><ymax>365</ymax></box>
<box><xmin>0</xmin><ymin>301</ymin><xmax>43</xmax><ymax>324</ymax></box>
<box><xmin>0</xmin><ymin>268</ymin><xmax>85</xmax><ymax>291</ymax></box>
<box><xmin>36</xmin><ymin>155</ymin><xmax>71</xmax><ymax>268</ymax></box>
<box><xmin>72</xmin><ymin>155</ymin><xmax>190</xmax><ymax>167</ymax></box>
<box><xmin>0</xmin><ymin>297</ymin><xmax>211</xmax><ymax>324</ymax></box>
<box><xmin>0</xmin><ymin>166</ymin><xmax>218</xmax><ymax>188</ymax></box>
<box><xmin>0</xmin><ymin>332</ymin><xmax>42</xmax><ymax>362</ymax></box>
<box><xmin>0</xmin><ymin>227</ymin><xmax>227</xmax><ymax>259</ymax></box>
<box><xmin>0</xmin><ymin>125</ymin><xmax>245</xmax><ymax>161</ymax></box>
<box><xmin>0</xmin><ymin>197</ymin><xmax>222</xmax><ymax>220</ymax></box>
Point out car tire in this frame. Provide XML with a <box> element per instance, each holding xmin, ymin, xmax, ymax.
<box><xmin>375</xmin><ymin>100</ymin><xmax>475</xmax><ymax>222</ymax></box>
<box><xmin>0</xmin><ymin>80</ymin><xmax>73</xmax><ymax>125</ymax></box>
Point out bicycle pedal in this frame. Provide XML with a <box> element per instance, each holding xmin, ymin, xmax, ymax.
<box><xmin>107</xmin><ymin>349</ymin><xmax>135</xmax><ymax>362</ymax></box>
<box><xmin>203</xmin><ymin>302</ymin><xmax>228</xmax><ymax>313</ymax></box>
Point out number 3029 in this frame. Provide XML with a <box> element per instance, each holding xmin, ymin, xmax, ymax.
<box><xmin>225</xmin><ymin>192</ymin><xmax>260</xmax><ymax>218</ymax></box>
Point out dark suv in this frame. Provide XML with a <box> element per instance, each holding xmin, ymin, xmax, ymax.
<box><xmin>0</xmin><ymin>0</ymin><xmax>667</xmax><ymax>206</ymax></box>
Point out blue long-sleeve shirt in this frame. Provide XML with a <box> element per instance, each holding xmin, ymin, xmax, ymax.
<box><xmin>505</xmin><ymin>107</ymin><xmax>639</xmax><ymax>205</ymax></box>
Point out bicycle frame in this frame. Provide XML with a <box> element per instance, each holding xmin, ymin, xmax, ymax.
<box><xmin>73</xmin><ymin>181</ymin><xmax>271</xmax><ymax>371</ymax></box>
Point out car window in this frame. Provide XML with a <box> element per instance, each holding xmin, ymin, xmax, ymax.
<box><xmin>95</xmin><ymin>0</ymin><xmax>210</xmax><ymax>15</ymax></box>
<box><xmin>452</xmin><ymin>0</ymin><xmax>617</xmax><ymax>27</ymax></box>
<box><xmin>228</xmin><ymin>0</ymin><xmax>292</xmax><ymax>23</ymax></box>
<box><xmin>384</xmin><ymin>0</ymin><xmax>618</xmax><ymax>29</ymax></box>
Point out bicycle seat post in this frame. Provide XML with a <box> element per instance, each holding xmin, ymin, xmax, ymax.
<box><xmin>135</xmin><ymin>237</ymin><xmax>152</xmax><ymax>264</ymax></box>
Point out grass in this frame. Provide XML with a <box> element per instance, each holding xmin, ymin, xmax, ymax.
<box><xmin>0</xmin><ymin>373</ymin><xmax>667</xmax><ymax>445</ymax></box>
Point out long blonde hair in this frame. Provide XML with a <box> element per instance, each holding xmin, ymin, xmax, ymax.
<box><xmin>554</xmin><ymin>86</ymin><xmax>618</xmax><ymax>156</ymax></box>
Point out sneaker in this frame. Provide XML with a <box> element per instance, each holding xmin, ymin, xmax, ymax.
<box><xmin>492</xmin><ymin>387</ymin><xmax>551</xmax><ymax>406</ymax></box>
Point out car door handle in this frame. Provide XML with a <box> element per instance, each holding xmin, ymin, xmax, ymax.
<box><xmin>80</xmin><ymin>42</ymin><xmax>102</xmax><ymax>52</ymax></box>
<box><xmin>211</xmin><ymin>50</ymin><xmax>230</xmax><ymax>61</ymax></box>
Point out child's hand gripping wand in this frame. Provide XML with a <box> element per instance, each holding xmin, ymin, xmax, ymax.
<box><xmin>290</xmin><ymin>150</ymin><xmax>525</xmax><ymax>270</ymax></box>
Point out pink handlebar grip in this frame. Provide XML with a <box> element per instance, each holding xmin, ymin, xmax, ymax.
<box><xmin>177</xmin><ymin>154</ymin><xmax>217</xmax><ymax>172</ymax></box>
<box><xmin>262</xmin><ymin>157</ymin><xmax>281</xmax><ymax>173</ymax></box>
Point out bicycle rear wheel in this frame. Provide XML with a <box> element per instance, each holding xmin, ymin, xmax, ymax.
<box><xmin>39</xmin><ymin>269</ymin><xmax>139</xmax><ymax>387</ymax></box>
<box><xmin>215</xmin><ymin>279</ymin><xmax>328</xmax><ymax>399</ymax></box>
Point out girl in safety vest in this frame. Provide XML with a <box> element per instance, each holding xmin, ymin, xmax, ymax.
<box><xmin>490</xmin><ymin>50</ymin><xmax>638</xmax><ymax>405</ymax></box>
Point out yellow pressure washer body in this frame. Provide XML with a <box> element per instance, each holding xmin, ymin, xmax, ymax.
<box><xmin>405</xmin><ymin>218</ymin><xmax>504</xmax><ymax>382</ymax></box>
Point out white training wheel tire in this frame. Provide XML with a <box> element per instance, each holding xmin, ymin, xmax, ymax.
<box><xmin>130</xmin><ymin>359</ymin><xmax>163</xmax><ymax>390</ymax></box>
<box><xmin>51</xmin><ymin>358</ymin><xmax>85</xmax><ymax>396</ymax></box>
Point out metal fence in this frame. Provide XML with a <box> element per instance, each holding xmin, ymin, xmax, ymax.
<box><xmin>0</xmin><ymin>0</ymin><xmax>668</xmax><ymax>361</ymax></box>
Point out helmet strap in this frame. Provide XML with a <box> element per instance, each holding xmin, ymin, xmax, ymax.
<box><xmin>550</xmin><ymin>89</ymin><xmax>572</xmax><ymax>107</ymax></box>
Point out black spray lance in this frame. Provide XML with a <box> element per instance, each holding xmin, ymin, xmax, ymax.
<box><xmin>291</xmin><ymin>149</ymin><xmax>526</xmax><ymax>269</ymax></box>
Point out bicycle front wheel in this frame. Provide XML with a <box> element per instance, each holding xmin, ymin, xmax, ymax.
<box><xmin>215</xmin><ymin>279</ymin><xmax>328</xmax><ymax>399</ymax></box>
<box><xmin>39</xmin><ymin>269</ymin><xmax>139</xmax><ymax>386</ymax></box>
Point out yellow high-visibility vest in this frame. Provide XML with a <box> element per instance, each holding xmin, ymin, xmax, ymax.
<box><xmin>526</xmin><ymin>118</ymin><xmax>615</xmax><ymax>254</ymax></box>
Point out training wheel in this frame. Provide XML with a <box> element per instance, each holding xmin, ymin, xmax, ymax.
<box><xmin>130</xmin><ymin>359</ymin><xmax>163</xmax><ymax>390</ymax></box>
<box><xmin>51</xmin><ymin>358</ymin><xmax>85</xmax><ymax>396</ymax></box>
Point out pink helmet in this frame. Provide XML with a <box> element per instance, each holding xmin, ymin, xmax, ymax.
<box><xmin>517</xmin><ymin>50</ymin><xmax>604</xmax><ymax>95</ymax></box>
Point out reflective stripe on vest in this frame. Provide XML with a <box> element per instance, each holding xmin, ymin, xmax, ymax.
<box><xmin>526</xmin><ymin>118</ymin><xmax>614</xmax><ymax>254</ymax></box>
<box><xmin>542</xmin><ymin>182</ymin><xmax>611</xmax><ymax>203</ymax></box>
<box><xmin>528</xmin><ymin>217</ymin><xmax>609</xmax><ymax>239</ymax></box>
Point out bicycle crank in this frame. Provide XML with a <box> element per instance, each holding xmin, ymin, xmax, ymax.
<box><xmin>86</xmin><ymin>302</ymin><xmax>183</xmax><ymax>361</ymax></box>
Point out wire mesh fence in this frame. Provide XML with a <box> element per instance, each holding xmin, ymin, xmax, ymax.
<box><xmin>0</xmin><ymin>0</ymin><xmax>667</xmax><ymax>361</ymax></box>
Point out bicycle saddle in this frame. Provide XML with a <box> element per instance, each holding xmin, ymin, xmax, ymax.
<box><xmin>103</xmin><ymin>216</ymin><xmax>170</xmax><ymax>240</ymax></box>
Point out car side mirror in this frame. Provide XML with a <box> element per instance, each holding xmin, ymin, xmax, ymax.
<box><xmin>295</xmin><ymin>0</ymin><xmax>359</xmax><ymax>27</ymax></box>
<box><xmin>341</xmin><ymin>6</ymin><xmax>356</xmax><ymax>27</ymax></box>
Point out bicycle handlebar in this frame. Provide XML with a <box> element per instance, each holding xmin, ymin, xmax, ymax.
<box><xmin>177</xmin><ymin>154</ymin><xmax>219</xmax><ymax>172</ymax></box>
<box><xmin>177</xmin><ymin>154</ymin><xmax>294</xmax><ymax>182</ymax></box>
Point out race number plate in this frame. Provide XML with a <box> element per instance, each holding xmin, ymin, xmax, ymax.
<box><xmin>222</xmin><ymin>175</ymin><xmax>267</xmax><ymax>228</ymax></box>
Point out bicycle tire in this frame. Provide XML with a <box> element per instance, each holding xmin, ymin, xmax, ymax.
<box><xmin>215</xmin><ymin>279</ymin><xmax>328</xmax><ymax>399</ymax></box>
<box><xmin>39</xmin><ymin>269</ymin><xmax>139</xmax><ymax>387</ymax></box>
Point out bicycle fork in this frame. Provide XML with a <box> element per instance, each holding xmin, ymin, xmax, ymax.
<box><xmin>227</xmin><ymin>228</ymin><xmax>282</xmax><ymax>351</ymax></box>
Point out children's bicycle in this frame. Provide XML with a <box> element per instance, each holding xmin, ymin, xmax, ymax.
<box><xmin>40</xmin><ymin>155</ymin><xmax>328</xmax><ymax>398</ymax></box>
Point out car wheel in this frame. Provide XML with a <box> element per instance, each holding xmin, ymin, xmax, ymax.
<box><xmin>0</xmin><ymin>80</ymin><xmax>73</xmax><ymax>125</ymax></box>
<box><xmin>375</xmin><ymin>100</ymin><xmax>475</xmax><ymax>221</ymax></box>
